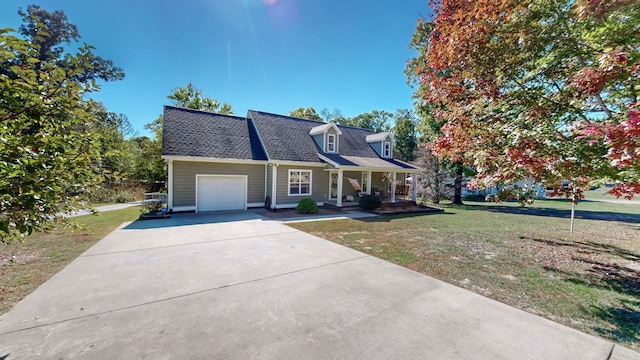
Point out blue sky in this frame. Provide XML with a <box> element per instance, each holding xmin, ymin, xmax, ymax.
<box><xmin>1</xmin><ymin>0</ymin><xmax>432</xmax><ymax>137</ymax></box>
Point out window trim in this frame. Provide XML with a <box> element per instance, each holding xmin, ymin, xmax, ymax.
<box><xmin>383</xmin><ymin>141</ymin><xmax>392</xmax><ymax>158</ymax></box>
<box><xmin>288</xmin><ymin>169</ymin><xmax>313</xmax><ymax>196</ymax></box>
<box><xmin>326</xmin><ymin>133</ymin><xmax>337</xmax><ymax>153</ymax></box>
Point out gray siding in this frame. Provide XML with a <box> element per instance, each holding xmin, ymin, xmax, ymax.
<box><xmin>341</xmin><ymin>171</ymin><xmax>361</xmax><ymax>198</ymax></box>
<box><xmin>370</xmin><ymin>141</ymin><xmax>382</xmax><ymax>157</ymax></box>
<box><xmin>173</xmin><ymin>161</ymin><xmax>266</xmax><ymax>208</ymax></box>
<box><xmin>312</xmin><ymin>134</ymin><xmax>324</xmax><ymax>150</ymax></box>
<box><xmin>275</xmin><ymin>165</ymin><xmax>329</xmax><ymax>206</ymax></box>
<box><xmin>369</xmin><ymin>135</ymin><xmax>392</xmax><ymax>158</ymax></box>
<box><xmin>371</xmin><ymin>173</ymin><xmax>387</xmax><ymax>199</ymax></box>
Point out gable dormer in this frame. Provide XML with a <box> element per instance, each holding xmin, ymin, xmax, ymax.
<box><xmin>309</xmin><ymin>122</ymin><xmax>342</xmax><ymax>153</ymax></box>
<box><xmin>366</xmin><ymin>132</ymin><xmax>394</xmax><ymax>158</ymax></box>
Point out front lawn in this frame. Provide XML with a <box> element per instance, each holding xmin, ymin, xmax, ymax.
<box><xmin>0</xmin><ymin>207</ymin><xmax>140</xmax><ymax>314</ymax></box>
<box><xmin>289</xmin><ymin>200</ymin><xmax>640</xmax><ymax>351</ymax></box>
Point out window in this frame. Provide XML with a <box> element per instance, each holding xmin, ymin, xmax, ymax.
<box><xmin>383</xmin><ymin>141</ymin><xmax>391</xmax><ymax>158</ymax></box>
<box><xmin>289</xmin><ymin>170</ymin><xmax>312</xmax><ymax>196</ymax></box>
<box><xmin>326</xmin><ymin>133</ymin><xmax>336</xmax><ymax>153</ymax></box>
<box><xmin>361</xmin><ymin>172</ymin><xmax>368</xmax><ymax>194</ymax></box>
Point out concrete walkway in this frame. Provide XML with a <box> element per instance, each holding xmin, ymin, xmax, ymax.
<box><xmin>64</xmin><ymin>202</ymin><xmax>142</xmax><ymax>218</ymax></box>
<box><xmin>0</xmin><ymin>212</ymin><xmax>638</xmax><ymax>359</ymax></box>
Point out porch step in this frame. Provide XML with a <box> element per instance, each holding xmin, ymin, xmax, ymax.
<box><xmin>324</xmin><ymin>200</ymin><xmax>417</xmax><ymax>210</ymax></box>
<box><xmin>323</xmin><ymin>202</ymin><xmax>359</xmax><ymax>211</ymax></box>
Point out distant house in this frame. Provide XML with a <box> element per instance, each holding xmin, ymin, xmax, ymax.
<box><xmin>161</xmin><ymin>106</ymin><xmax>420</xmax><ymax>212</ymax></box>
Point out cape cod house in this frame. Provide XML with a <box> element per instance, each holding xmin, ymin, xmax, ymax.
<box><xmin>161</xmin><ymin>106</ymin><xmax>420</xmax><ymax>212</ymax></box>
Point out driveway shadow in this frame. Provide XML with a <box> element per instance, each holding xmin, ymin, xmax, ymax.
<box><xmin>354</xmin><ymin>211</ymin><xmax>452</xmax><ymax>223</ymax></box>
<box><xmin>468</xmin><ymin>204</ymin><xmax>640</xmax><ymax>225</ymax></box>
<box><xmin>123</xmin><ymin>211</ymin><xmax>265</xmax><ymax>230</ymax></box>
<box><xmin>523</xmin><ymin>236</ymin><xmax>640</xmax><ymax>346</ymax></box>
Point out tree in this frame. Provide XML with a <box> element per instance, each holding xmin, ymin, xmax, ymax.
<box><xmin>393</xmin><ymin>109</ymin><xmax>418</xmax><ymax>162</ymax></box>
<box><xmin>406</xmin><ymin>0</ymin><xmax>640</xmax><ymax>200</ymax></box>
<box><xmin>289</xmin><ymin>107</ymin><xmax>323</xmax><ymax>121</ymax></box>
<box><xmin>168</xmin><ymin>82</ymin><xmax>233</xmax><ymax>114</ymax></box>
<box><xmin>15</xmin><ymin>5</ymin><xmax>124</xmax><ymax>82</ymax></box>
<box><xmin>340</xmin><ymin>110</ymin><xmax>393</xmax><ymax>132</ymax></box>
<box><xmin>135</xmin><ymin>116</ymin><xmax>166</xmax><ymax>191</ymax></box>
<box><xmin>320</xmin><ymin>108</ymin><xmax>347</xmax><ymax>123</ymax></box>
<box><xmin>0</xmin><ymin>7</ymin><xmax>124</xmax><ymax>241</ymax></box>
<box><xmin>413</xmin><ymin>145</ymin><xmax>452</xmax><ymax>204</ymax></box>
<box><xmin>91</xmin><ymin>102</ymin><xmax>137</xmax><ymax>183</ymax></box>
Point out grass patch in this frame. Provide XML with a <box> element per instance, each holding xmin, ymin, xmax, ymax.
<box><xmin>0</xmin><ymin>207</ymin><xmax>140</xmax><ymax>314</ymax></box>
<box><xmin>289</xmin><ymin>200</ymin><xmax>640</xmax><ymax>351</ymax></box>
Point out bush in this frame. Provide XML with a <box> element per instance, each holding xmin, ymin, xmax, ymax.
<box><xmin>358</xmin><ymin>194</ymin><xmax>381</xmax><ymax>210</ymax></box>
<box><xmin>115</xmin><ymin>190</ymin><xmax>136</xmax><ymax>203</ymax></box>
<box><xmin>89</xmin><ymin>181</ymin><xmax>144</xmax><ymax>203</ymax></box>
<box><xmin>295</xmin><ymin>198</ymin><xmax>318</xmax><ymax>214</ymax></box>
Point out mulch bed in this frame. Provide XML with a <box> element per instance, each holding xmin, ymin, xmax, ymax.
<box><xmin>259</xmin><ymin>207</ymin><xmax>345</xmax><ymax>219</ymax></box>
<box><xmin>371</xmin><ymin>205</ymin><xmax>444</xmax><ymax>215</ymax></box>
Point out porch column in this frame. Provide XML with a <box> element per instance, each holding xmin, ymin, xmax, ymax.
<box><xmin>391</xmin><ymin>172</ymin><xmax>397</xmax><ymax>203</ymax></box>
<box><xmin>337</xmin><ymin>169</ymin><xmax>344</xmax><ymax>207</ymax></box>
<box><xmin>412</xmin><ymin>173</ymin><xmax>418</xmax><ymax>202</ymax></box>
<box><xmin>328</xmin><ymin>171</ymin><xmax>334</xmax><ymax>200</ymax></box>
<box><xmin>366</xmin><ymin>171</ymin><xmax>372</xmax><ymax>194</ymax></box>
<box><xmin>167</xmin><ymin>158</ymin><xmax>173</xmax><ymax>210</ymax></box>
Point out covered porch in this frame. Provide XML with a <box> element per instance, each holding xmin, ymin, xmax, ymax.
<box><xmin>325</xmin><ymin>168</ymin><xmax>419</xmax><ymax>208</ymax></box>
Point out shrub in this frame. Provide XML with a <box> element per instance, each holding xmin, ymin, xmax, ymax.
<box><xmin>115</xmin><ymin>190</ymin><xmax>136</xmax><ymax>203</ymax></box>
<box><xmin>359</xmin><ymin>194</ymin><xmax>381</xmax><ymax>210</ymax></box>
<box><xmin>295</xmin><ymin>198</ymin><xmax>318</xmax><ymax>214</ymax></box>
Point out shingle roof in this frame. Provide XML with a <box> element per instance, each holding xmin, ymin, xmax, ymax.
<box><xmin>248</xmin><ymin>111</ymin><xmax>324</xmax><ymax>163</ymax></box>
<box><xmin>320</xmin><ymin>153</ymin><xmax>417</xmax><ymax>170</ymax></box>
<box><xmin>248</xmin><ymin>110</ymin><xmax>418</xmax><ymax>169</ymax></box>
<box><xmin>163</xmin><ymin>107</ymin><xmax>418</xmax><ymax>170</ymax></box>
<box><xmin>162</xmin><ymin>106</ymin><xmax>267</xmax><ymax>160</ymax></box>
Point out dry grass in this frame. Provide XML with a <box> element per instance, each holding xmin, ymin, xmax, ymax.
<box><xmin>0</xmin><ymin>207</ymin><xmax>140</xmax><ymax>314</ymax></box>
<box><xmin>289</xmin><ymin>200</ymin><xmax>640</xmax><ymax>351</ymax></box>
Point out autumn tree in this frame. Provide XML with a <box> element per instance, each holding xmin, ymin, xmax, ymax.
<box><xmin>289</xmin><ymin>107</ymin><xmax>323</xmax><ymax>121</ymax></box>
<box><xmin>168</xmin><ymin>82</ymin><xmax>233</xmax><ymax>114</ymax></box>
<box><xmin>407</xmin><ymin>0</ymin><xmax>640</xmax><ymax>200</ymax></box>
<box><xmin>0</xmin><ymin>6</ymin><xmax>124</xmax><ymax>241</ymax></box>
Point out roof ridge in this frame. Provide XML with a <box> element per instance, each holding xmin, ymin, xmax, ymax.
<box><xmin>164</xmin><ymin>105</ymin><xmax>247</xmax><ymax>120</ymax></box>
<box><xmin>248</xmin><ymin>109</ymin><xmax>328</xmax><ymax>125</ymax></box>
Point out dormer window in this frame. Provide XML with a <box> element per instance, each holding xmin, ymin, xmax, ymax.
<box><xmin>383</xmin><ymin>141</ymin><xmax>391</xmax><ymax>158</ymax></box>
<box><xmin>366</xmin><ymin>132</ymin><xmax>394</xmax><ymax>159</ymax></box>
<box><xmin>327</xmin><ymin>133</ymin><xmax>336</xmax><ymax>153</ymax></box>
<box><xmin>310</xmin><ymin>122</ymin><xmax>342</xmax><ymax>153</ymax></box>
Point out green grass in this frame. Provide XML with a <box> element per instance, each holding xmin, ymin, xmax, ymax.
<box><xmin>0</xmin><ymin>207</ymin><xmax>140</xmax><ymax>314</ymax></box>
<box><xmin>289</xmin><ymin>201</ymin><xmax>640</xmax><ymax>351</ymax></box>
<box><xmin>583</xmin><ymin>187</ymin><xmax>627</xmax><ymax>201</ymax></box>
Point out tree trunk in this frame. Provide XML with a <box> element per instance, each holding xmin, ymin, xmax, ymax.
<box><xmin>452</xmin><ymin>161</ymin><xmax>464</xmax><ymax>205</ymax></box>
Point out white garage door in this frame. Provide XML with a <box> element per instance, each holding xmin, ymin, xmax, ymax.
<box><xmin>196</xmin><ymin>175</ymin><xmax>247</xmax><ymax>212</ymax></box>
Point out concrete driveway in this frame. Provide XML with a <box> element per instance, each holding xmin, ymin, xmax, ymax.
<box><xmin>0</xmin><ymin>212</ymin><xmax>638</xmax><ymax>359</ymax></box>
